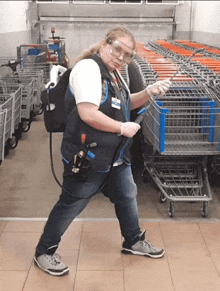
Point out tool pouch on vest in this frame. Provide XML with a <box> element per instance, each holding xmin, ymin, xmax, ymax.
<box><xmin>72</xmin><ymin>151</ymin><xmax>91</xmax><ymax>182</ymax></box>
<box><xmin>78</xmin><ymin>159</ymin><xmax>91</xmax><ymax>182</ymax></box>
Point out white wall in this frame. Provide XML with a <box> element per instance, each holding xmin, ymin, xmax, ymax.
<box><xmin>0</xmin><ymin>1</ymin><xmax>31</xmax><ymax>57</ymax></box>
<box><xmin>189</xmin><ymin>0</ymin><xmax>220</xmax><ymax>47</ymax></box>
<box><xmin>192</xmin><ymin>1</ymin><xmax>220</xmax><ymax>34</ymax></box>
<box><xmin>0</xmin><ymin>1</ymin><xmax>29</xmax><ymax>33</ymax></box>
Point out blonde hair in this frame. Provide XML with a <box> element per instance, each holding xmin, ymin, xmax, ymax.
<box><xmin>71</xmin><ymin>26</ymin><xmax>136</xmax><ymax>67</ymax></box>
<box><xmin>105</xmin><ymin>26</ymin><xmax>136</xmax><ymax>50</ymax></box>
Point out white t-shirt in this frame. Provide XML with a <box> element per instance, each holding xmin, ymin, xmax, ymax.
<box><xmin>69</xmin><ymin>59</ymin><xmax>102</xmax><ymax>107</ymax></box>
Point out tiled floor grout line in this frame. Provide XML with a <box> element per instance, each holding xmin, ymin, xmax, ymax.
<box><xmin>22</xmin><ymin>266</ymin><xmax>32</xmax><ymax>291</ymax></box>
<box><xmin>197</xmin><ymin>222</ymin><xmax>220</xmax><ymax>278</ymax></box>
<box><xmin>159</xmin><ymin>222</ymin><xmax>176</xmax><ymax>291</ymax></box>
<box><xmin>72</xmin><ymin>222</ymin><xmax>84</xmax><ymax>291</ymax></box>
<box><xmin>122</xmin><ymin>248</ymin><xmax>126</xmax><ymax>291</ymax></box>
<box><xmin>2</xmin><ymin>217</ymin><xmax>220</xmax><ymax>223</ymax></box>
<box><xmin>0</xmin><ymin>221</ymin><xmax>7</xmax><ymax>233</ymax></box>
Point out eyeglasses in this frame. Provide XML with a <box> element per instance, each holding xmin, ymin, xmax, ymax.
<box><xmin>108</xmin><ymin>40</ymin><xmax>135</xmax><ymax>64</ymax></box>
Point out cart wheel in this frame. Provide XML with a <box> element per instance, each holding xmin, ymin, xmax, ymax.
<box><xmin>34</xmin><ymin>104</ymin><xmax>44</xmax><ymax>116</ymax></box>
<box><xmin>22</xmin><ymin>121</ymin><xmax>31</xmax><ymax>132</ymax></box>
<box><xmin>159</xmin><ymin>192</ymin><xmax>167</xmax><ymax>203</ymax></box>
<box><xmin>15</xmin><ymin>125</ymin><xmax>23</xmax><ymax>140</ymax></box>
<box><xmin>202</xmin><ymin>202</ymin><xmax>208</xmax><ymax>218</ymax></box>
<box><xmin>9</xmin><ymin>136</ymin><xmax>18</xmax><ymax>149</ymax></box>
<box><xmin>36</xmin><ymin>107</ymin><xmax>44</xmax><ymax>115</ymax></box>
<box><xmin>168</xmin><ymin>202</ymin><xmax>175</xmax><ymax>218</ymax></box>
<box><xmin>142</xmin><ymin>169</ymin><xmax>149</xmax><ymax>183</ymax></box>
<box><xmin>4</xmin><ymin>144</ymin><xmax>10</xmax><ymax>158</ymax></box>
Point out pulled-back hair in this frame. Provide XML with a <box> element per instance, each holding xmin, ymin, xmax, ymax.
<box><xmin>105</xmin><ymin>26</ymin><xmax>136</xmax><ymax>50</ymax></box>
<box><xmin>71</xmin><ymin>26</ymin><xmax>136</xmax><ymax>67</ymax></box>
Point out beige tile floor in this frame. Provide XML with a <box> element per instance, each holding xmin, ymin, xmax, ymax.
<box><xmin>1</xmin><ymin>219</ymin><xmax>220</xmax><ymax>291</ymax></box>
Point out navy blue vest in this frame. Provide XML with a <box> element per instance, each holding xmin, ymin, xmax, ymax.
<box><xmin>61</xmin><ymin>54</ymin><xmax>133</xmax><ymax>172</ymax></box>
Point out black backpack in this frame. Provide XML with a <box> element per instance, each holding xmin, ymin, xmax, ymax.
<box><xmin>40</xmin><ymin>68</ymin><xmax>74</xmax><ymax>133</ymax></box>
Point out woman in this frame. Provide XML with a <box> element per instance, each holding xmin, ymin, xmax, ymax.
<box><xmin>34</xmin><ymin>26</ymin><xmax>171</xmax><ymax>276</ymax></box>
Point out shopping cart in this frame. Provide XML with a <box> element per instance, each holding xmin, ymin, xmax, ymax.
<box><xmin>141</xmin><ymin>80</ymin><xmax>220</xmax><ymax>217</ymax></box>
<box><xmin>17</xmin><ymin>45</ymin><xmax>51</xmax><ymax>83</ymax></box>
<box><xmin>145</xmin><ymin>154</ymin><xmax>211</xmax><ymax>217</ymax></box>
<box><xmin>144</xmin><ymin>82</ymin><xmax>220</xmax><ymax>155</ymax></box>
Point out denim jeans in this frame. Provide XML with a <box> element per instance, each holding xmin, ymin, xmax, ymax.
<box><xmin>36</xmin><ymin>160</ymin><xmax>141</xmax><ymax>255</ymax></box>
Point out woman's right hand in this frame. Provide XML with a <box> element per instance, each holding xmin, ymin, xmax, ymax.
<box><xmin>146</xmin><ymin>79</ymin><xmax>172</xmax><ymax>97</ymax></box>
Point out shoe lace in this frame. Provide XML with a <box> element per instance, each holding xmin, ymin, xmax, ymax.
<box><xmin>142</xmin><ymin>239</ymin><xmax>158</xmax><ymax>252</ymax></box>
<box><xmin>48</xmin><ymin>253</ymin><xmax>61</xmax><ymax>266</ymax></box>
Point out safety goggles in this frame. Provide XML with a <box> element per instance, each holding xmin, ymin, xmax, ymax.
<box><xmin>108</xmin><ymin>40</ymin><xmax>135</xmax><ymax>63</ymax></box>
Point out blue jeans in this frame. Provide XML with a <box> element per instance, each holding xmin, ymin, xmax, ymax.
<box><xmin>36</xmin><ymin>160</ymin><xmax>141</xmax><ymax>255</ymax></box>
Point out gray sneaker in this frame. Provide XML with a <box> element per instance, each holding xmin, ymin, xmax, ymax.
<box><xmin>34</xmin><ymin>251</ymin><xmax>69</xmax><ymax>276</ymax></box>
<box><xmin>121</xmin><ymin>230</ymin><xmax>165</xmax><ymax>258</ymax></box>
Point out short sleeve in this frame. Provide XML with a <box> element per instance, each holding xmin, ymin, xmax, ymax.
<box><xmin>69</xmin><ymin>59</ymin><xmax>102</xmax><ymax>107</ymax></box>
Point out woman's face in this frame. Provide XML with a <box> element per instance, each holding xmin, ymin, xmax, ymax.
<box><xmin>100</xmin><ymin>36</ymin><xmax>135</xmax><ymax>72</ymax></box>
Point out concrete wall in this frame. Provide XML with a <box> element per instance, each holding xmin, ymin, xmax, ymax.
<box><xmin>0</xmin><ymin>1</ymin><xmax>31</xmax><ymax>58</ymax></box>
<box><xmin>33</xmin><ymin>2</ymin><xmax>177</xmax><ymax>62</ymax></box>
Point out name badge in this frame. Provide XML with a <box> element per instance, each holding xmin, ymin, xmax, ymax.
<box><xmin>111</xmin><ymin>97</ymin><xmax>121</xmax><ymax>109</ymax></box>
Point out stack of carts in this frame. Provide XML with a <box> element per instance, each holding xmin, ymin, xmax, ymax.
<box><xmin>0</xmin><ymin>53</ymin><xmax>47</xmax><ymax>165</ymax></box>
<box><xmin>135</xmin><ymin>42</ymin><xmax>220</xmax><ymax>218</ymax></box>
<box><xmin>0</xmin><ymin>42</ymin><xmax>65</xmax><ymax>165</ymax></box>
<box><xmin>151</xmin><ymin>40</ymin><xmax>220</xmax><ymax>187</ymax></box>
<box><xmin>1</xmin><ymin>68</ymin><xmax>44</xmax><ymax>133</ymax></box>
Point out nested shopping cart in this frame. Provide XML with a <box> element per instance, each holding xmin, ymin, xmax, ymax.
<box><xmin>0</xmin><ymin>80</ymin><xmax>23</xmax><ymax>149</ymax></box>
<box><xmin>155</xmin><ymin>39</ymin><xmax>220</xmax><ymax>187</ymax></box>
<box><xmin>16</xmin><ymin>68</ymin><xmax>45</xmax><ymax>114</ymax></box>
<box><xmin>0</xmin><ymin>81</ymin><xmax>22</xmax><ymax>146</ymax></box>
<box><xmin>141</xmin><ymin>80</ymin><xmax>220</xmax><ymax>217</ymax></box>
<box><xmin>0</xmin><ymin>90</ymin><xmax>15</xmax><ymax>157</ymax></box>
<box><xmin>1</xmin><ymin>74</ymin><xmax>34</xmax><ymax>132</ymax></box>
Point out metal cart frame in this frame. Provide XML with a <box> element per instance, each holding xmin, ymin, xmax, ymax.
<box><xmin>0</xmin><ymin>109</ymin><xmax>7</xmax><ymax>163</ymax></box>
